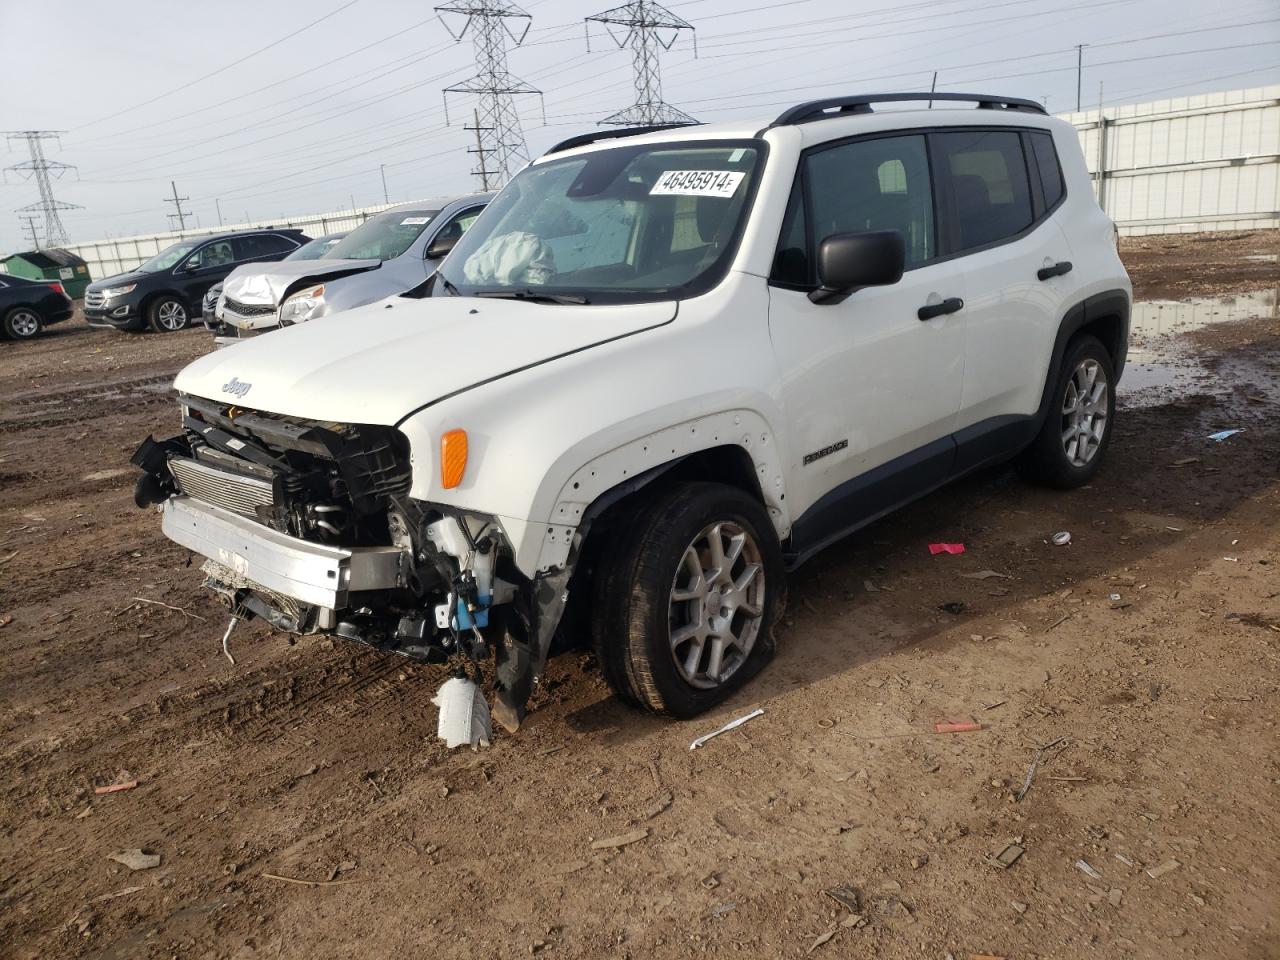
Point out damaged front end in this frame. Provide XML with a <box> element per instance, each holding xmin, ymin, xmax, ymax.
<box><xmin>133</xmin><ymin>394</ymin><xmax>561</xmax><ymax>731</ymax></box>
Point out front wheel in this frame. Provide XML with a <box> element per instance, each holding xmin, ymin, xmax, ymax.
<box><xmin>148</xmin><ymin>297</ymin><xmax>189</xmax><ymax>333</ymax></box>
<box><xmin>1017</xmin><ymin>334</ymin><xmax>1116</xmax><ymax>488</ymax></box>
<box><xmin>591</xmin><ymin>482</ymin><xmax>785</xmax><ymax>717</ymax></box>
<box><xmin>3</xmin><ymin>307</ymin><xmax>43</xmax><ymax>339</ymax></box>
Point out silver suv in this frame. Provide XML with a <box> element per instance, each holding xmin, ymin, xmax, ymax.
<box><xmin>214</xmin><ymin>195</ymin><xmax>491</xmax><ymax>337</ymax></box>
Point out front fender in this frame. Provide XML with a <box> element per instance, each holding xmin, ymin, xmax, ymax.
<box><xmin>395</xmin><ymin>273</ymin><xmax>787</xmax><ymax>578</ymax></box>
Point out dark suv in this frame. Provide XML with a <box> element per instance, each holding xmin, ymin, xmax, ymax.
<box><xmin>84</xmin><ymin>228</ymin><xmax>309</xmax><ymax>333</ymax></box>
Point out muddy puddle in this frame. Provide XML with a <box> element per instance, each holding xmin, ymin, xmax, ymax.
<box><xmin>1121</xmin><ymin>288</ymin><xmax>1278</xmax><ymax>403</ymax></box>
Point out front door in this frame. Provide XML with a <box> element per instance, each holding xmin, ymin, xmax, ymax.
<box><xmin>175</xmin><ymin>238</ymin><xmax>236</xmax><ymax>307</ymax></box>
<box><xmin>767</xmin><ymin>133</ymin><xmax>966</xmax><ymax>554</ymax></box>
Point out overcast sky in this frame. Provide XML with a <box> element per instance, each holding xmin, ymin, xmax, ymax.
<box><xmin>0</xmin><ymin>0</ymin><xmax>1276</xmax><ymax>254</ymax></box>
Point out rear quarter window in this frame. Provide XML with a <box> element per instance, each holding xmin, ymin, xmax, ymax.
<box><xmin>1030</xmin><ymin>131</ymin><xmax>1066</xmax><ymax>210</ymax></box>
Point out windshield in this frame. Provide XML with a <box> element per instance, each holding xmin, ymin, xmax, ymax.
<box><xmin>286</xmin><ymin>234</ymin><xmax>346</xmax><ymax>261</ymax></box>
<box><xmin>324</xmin><ymin>210</ymin><xmax>438</xmax><ymax>261</ymax></box>
<box><xmin>437</xmin><ymin>140</ymin><xmax>763</xmax><ymax>304</ymax></box>
<box><xmin>137</xmin><ymin>239</ymin><xmax>201</xmax><ymax>273</ymax></box>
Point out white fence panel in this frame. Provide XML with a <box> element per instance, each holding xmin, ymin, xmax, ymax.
<box><xmin>1062</xmin><ymin>84</ymin><xmax>1279</xmax><ymax>235</ymax></box>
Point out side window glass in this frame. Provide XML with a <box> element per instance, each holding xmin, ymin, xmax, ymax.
<box><xmin>771</xmin><ymin>177</ymin><xmax>809</xmax><ymax>285</ymax></box>
<box><xmin>232</xmin><ymin>236</ymin><xmax>264</xmax><ymax>261</ymax></box>
<box><xmin>426</xmin><ymin>208</ymin><xmax>483</xmax><ymax>257</ymax></box>
<box><xmin>804</xmin><ymin>134</ymin><xmax>935</xmax><ymax>267</ymax></box>
<box><xmin>1030</xmin><ymin>132</ymin><xmax>1065</xmax><ymax>210</ymax></box>
<box><xmin>256</xmin><ymin>234</ymin><xmax>298</xmax><ymax>256</ymax></box>
<box><xmin>188</xmin><ymin>241</ymin><xmax>234</xmax><ymax>269</ymax></box>
<box><xmin>936</xmin><ymin>130</ymin><xmax>1034</xmax><ymax>250</ymax></box>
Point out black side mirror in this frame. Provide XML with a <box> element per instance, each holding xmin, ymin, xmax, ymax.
<box><xmin>425</xmin><ymin>233</ymin><xmax>459</xmax><ymax>260</ymax></box>
<box><xmin>809</xmin><ymin>230</ymin><xmax>905</xmax><ymax>305</ymax></box>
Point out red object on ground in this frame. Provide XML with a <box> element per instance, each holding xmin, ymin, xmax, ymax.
<box><xmin>94</xmin><ymin>780</ymin><xmax>139</xmax><ymax>795</ymax></box>
<box><xmin>929</xmin><ymin>543</ymin><xmax>966</xmax><ymax>555</ymax></box>
<box><xmin>935</xmin><ymin>721</ymin><xmax>982</xmax><ymax>734</ymax></box>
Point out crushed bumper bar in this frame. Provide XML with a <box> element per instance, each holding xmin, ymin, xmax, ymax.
<box><xmin>161</xmin><ymin>495</ymin><xmax>404</xmax><ymax>609</ymax></box>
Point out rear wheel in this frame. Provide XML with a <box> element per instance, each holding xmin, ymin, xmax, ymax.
<box><xmin>148</xmin><ymin>297</ymin><xmax>188</xmax><ymax>333</ymax></box>
<box><xmin>591</xmin><ymin>482</ymin><xmax>784</xmax><ymax>717</ymax></box>
<box><xmin>1017</xmin><ymin>334</ymin><xmax>1116</xmax><ymax>488</ymax></box>
<box><xmin>3</xmin><ymin>307</ymin><xmax>43</xmax><ymax>340</ymax></box>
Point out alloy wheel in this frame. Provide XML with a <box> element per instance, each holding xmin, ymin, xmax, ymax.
<box><xmin>157</xmin><ymin>301</ymin><xmax>187</xmax><ymax>331</ymax></box>
<box><xmin>9</xmin><ymin>310</ymin><xmax>40</xmax><ymax>338</ymax></box>
<box><xmin>1061</xmin><ymin>357</ymin><xmax>1108</xmax><ymax>467</ymax></box>
<box><xmin>667</xmin><ymin>520</ymin><xmax>766</xmax><ymax>689</ymax></box>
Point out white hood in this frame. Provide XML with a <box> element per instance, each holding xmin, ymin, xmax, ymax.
<box><xmin>222</xmin><ymin>258</ymin><xmax>382</xmax><ymax>306</ymax></box>
<box><xmin>175</xmin><ymin>295</ymin><xmax>676</xmax><ymax>425</ymax></box>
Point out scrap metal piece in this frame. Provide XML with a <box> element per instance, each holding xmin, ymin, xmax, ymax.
<box><xmin>1076</xmin><ymin>859</ymin><xmax>1103</xmax><ymax>880</ymax></box>
<box><xmin>221</xmin><ymin>615</ymin><xmax>240</xmax><ymax>665</ymax></box>
<box><xmin>689</xmin><ymin>707</ymin><xmax>765</xmax><ymax>750</ymax></box>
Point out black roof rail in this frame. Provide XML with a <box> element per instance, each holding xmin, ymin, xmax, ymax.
<box><xmin>545</xmin><ymin>122</ymin><xmax>701</xmax><ymax>155</ymax></box>
<box><xmin>772</xmin><ymin>92</ymin><xmax>1047</xmax><ymax>126</ymax></box>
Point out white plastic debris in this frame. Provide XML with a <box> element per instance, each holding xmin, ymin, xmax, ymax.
<box><xmin>432</xmin><ymin>677</ymin><xmax>492</xmax><ymax>750</ymax></box>
<box><xmin>1206</xmin><ymin>428</ymin><xmax>1244</xmax><ymax>442</ymax></box>
<box><xmin>689</xmin><ymin>707</ymin><xmax>765</xmax><ymax>751</ymax></box>
<box><xmin>1051</xmin><ymin>531</ymin><xmax>1072</xmax><ymax>546</ymax></box>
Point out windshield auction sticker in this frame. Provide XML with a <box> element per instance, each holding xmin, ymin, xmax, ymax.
<box><xmin>400</xmin><ymin>217</ymin><xmax>432</xmax><ymax>225</ymax></box>
<box><xmin>650</xmin><ymin>170</ymin><xmax>745</xmax><ymax>198</ymax></box>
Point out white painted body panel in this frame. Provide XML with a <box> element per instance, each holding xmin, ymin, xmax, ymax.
<box><xmin>767</xmin><ymin>259</ymin><xmax>967</xmax><ymax>496</ymax></box>
<box><xmin>170</xmin><ymin>107</ymin><xmax>1130</xmax><ymax>581</ymax></box>
<box><xmin>173</xmin><ymin>295</ymin><xmax>676</xmax><ymax>426</ymax></box>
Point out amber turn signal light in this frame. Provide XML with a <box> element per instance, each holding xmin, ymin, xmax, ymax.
<box><xmin>440</xmin><ymin>429</ymin><xmax>468</xmax><ymax>489</ymax></box>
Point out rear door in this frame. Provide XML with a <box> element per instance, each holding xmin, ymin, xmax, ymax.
<box><xmin>931</xmin><ymin>128</ymin><xmax>1075</xmax><ymax>468</ymax></box>
<box><xmin>767</xmin><ymin>133</ymin><xmax>967</xmax><ymax>543</ymax></box>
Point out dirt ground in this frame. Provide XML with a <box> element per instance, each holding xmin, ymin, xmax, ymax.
<box><xmin>1</xmin><ymin>232</ymin><xmax>1277</xmax><ymax>960</ymax></box>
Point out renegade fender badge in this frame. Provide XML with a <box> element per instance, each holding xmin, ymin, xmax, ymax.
<box><xmin>803</xmin><ymin>439</ymin><xmax>848</xmax><ymax>465</ymax></box>
<box><xmin>222</xmin><ymin>377</ymin><xmax>252</xmax><ymax>398</ymax></box>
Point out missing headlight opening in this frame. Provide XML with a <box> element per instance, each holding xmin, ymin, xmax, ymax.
<box><xmin>134</xmin><ymin>394</ymin><xmax>564</xmax><ymax>735</ymax></box>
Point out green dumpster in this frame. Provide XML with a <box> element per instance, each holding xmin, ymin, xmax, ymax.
<box><xmin>1</xmin><ymin>248</ymin><xmax>92</xmax><ymax>299</ymax></box>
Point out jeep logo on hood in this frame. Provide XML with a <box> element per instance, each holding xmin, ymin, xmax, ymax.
<box><xmin>222</xmin><ymin>377</ymin><xmax>253</xmax><ymax>398</ymax></box>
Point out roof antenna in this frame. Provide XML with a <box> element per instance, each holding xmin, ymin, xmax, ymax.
<box><xmin>929</xmin><ymin>71</ymin><xmax>937</xmax><ymax>109</ymax></box>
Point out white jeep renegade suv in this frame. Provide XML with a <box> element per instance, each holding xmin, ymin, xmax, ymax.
<box><xmin>134</xmin><ymin>92</ymin><xmax>1130</xmax><ymax>732</ymax></box>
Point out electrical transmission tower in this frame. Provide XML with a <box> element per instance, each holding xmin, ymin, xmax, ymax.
<box><xmin>4</xmin><ymin>131</ymin><xmax>80</xmax><ymax>248</ymax></box>
<box><xmin>437</xmin><ymin>2</ymin><xmax>543</xmax><ymax>189</ymax></box>
<box><xmin>164</xmin><ymin>180</ymin><xmax>191</xmax><ymax>232</ymax></box>
<box><xmin>18</xmin><ymin>214</ymin><xmax>42</xmax><ymax>249</ymax></box>
<box><xmin>585</xmin><ymin>1</ymin><xmax>696</xmax><ymax>126</ymax></box>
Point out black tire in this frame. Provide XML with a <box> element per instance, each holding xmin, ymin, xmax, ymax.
<box><xmin>3</xmin><ymin>306</ymin><xmax>44</xmax><ymax>340</ymax></box>
<box><xmin>148</xmin><ymin>296</ymin><xmax>189</xmax><ymax>333</ymax></box>
<box><xmin>1017</xmin><ymin>334</ymin><xmax>1116</xmax><ymax>488</ymax></box>
<box><xmin>591</xmin><ymin>482</ymin><xmax>785</xmax><ymax>717</ymax></box>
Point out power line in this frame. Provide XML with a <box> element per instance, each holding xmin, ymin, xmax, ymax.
<box><xmin>437</xmin><ymin>2</ymin><xmax>543</xmax><ymax>187</ymax></box>
<box><xmin>73</xmin><ymin>0</ymin><xmax>365</xmax><ymax>131</ymax></box>
<box><xmin>4</xmin><ymin>131</ymin><xmax>81</xmax><ymax>247</ymax></box>
<box><xmin>586</xmin><ymin>1</ymin><xmax>697</xmax><ymax>125</ymax></box>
